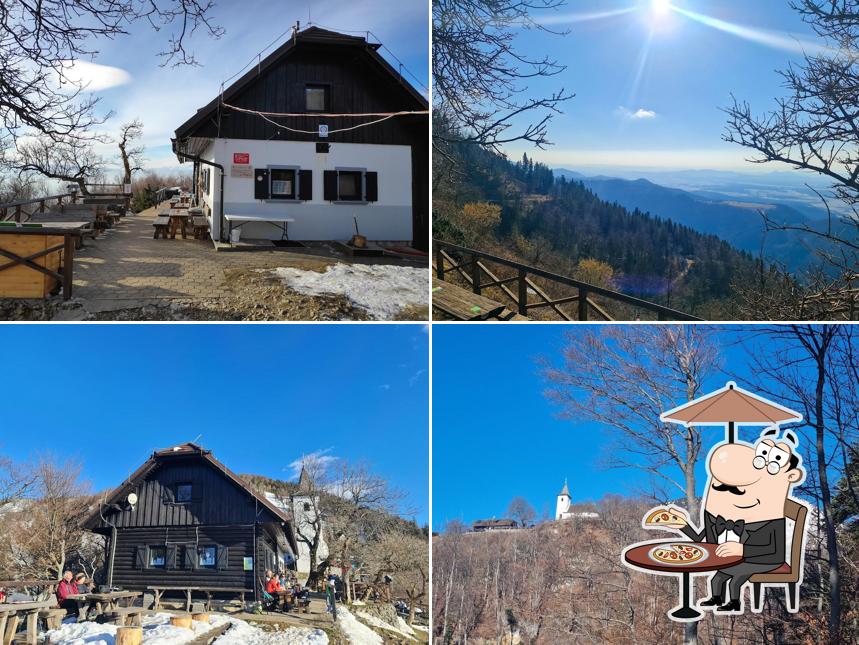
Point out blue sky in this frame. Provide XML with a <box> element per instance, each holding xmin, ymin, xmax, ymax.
<box><xmin>497</xmin><ymin>0</ymin><xmax>824</xmax><ymax>172</ymax></box>
<box><xmin>431</xmin><ymin>324</ymin><xmax>829</xmax><ymax>532</ymax></box>
<box><xmin>70</xmin><ymin>0</ymin><xmax>428</xmax><ymax>175</ymax></box>
<box><xmin>0</xmin><ymin>324</ymin><xmax>429</xmax><ymax>526</ymax></box>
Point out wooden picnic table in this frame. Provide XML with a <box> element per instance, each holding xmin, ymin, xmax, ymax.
<box><xmin>66</xmin><ymin>591</ymin><xmax>141</xmax><ymax>621</ymax></box>
<box><xmin>0</xmin><ymin>600</ymin><xmax>56</xmax><ymax>645</ymax></box>
<box><xmin>168</xmin><ymin>210</ymin><xmax>192</xmax><ymax>239</ymax></box>
<box><xmin>147</xmin><ymin>586</ymin><xmax>251</xmax><ymax>612</ymax></box>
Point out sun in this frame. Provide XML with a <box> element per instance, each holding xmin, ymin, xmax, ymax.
<box><xmin>651</xmin><ymin>0</ymin><xmax>672</xmax><ymax>14</ymax></box>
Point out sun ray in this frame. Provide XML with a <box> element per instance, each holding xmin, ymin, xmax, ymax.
<box><xmin>531</xmin><ymin>7</ymin><xmax>637</xmax><ymax>27</ymax></box>
<box><xmin>672</xmin><ymin>6</ymin><xmax>840</xmax><ymax>57</ymax></box>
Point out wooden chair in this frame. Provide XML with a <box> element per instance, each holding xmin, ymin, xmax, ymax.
<box><xmin>750</xmin><ymin>498</ymin><xmax>808</xmax><ymax>612</ymax></box>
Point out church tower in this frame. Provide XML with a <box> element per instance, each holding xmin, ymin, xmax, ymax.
<box><xmin>555</xmin><ymin>479</ymin><xmax>571</xmax><ymax>520</ymax></box>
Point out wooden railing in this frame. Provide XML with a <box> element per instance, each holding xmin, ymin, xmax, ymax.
<box><xmin>0</xmin><ymin>190</ymin><xmax>129</xmax><ymax>222</ymax></box>
<box><xmin>433</xmin><ymin>239</ymin><xmax>701</xmax><ymax>321</ymax></box>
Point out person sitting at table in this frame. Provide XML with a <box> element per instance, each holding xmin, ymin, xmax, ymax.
<box><xmin>56</xmin><ymin>571</ymin><xmax>79</xmax><ymax>614</ymax></box>
<box><xmin>74</xmin><ymin>573</ymin><xmax>90</xmax><ymax>594</ymax></box>
<box><xmin>264</xmin><ymin>570</ymin><xmax>282</xmax><ymax>595</ymax></box>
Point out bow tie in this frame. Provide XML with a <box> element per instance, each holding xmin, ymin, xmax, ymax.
<box><xmin>714</xmin><ymin>515</ymin><xmax>745</xmax><ymax>536</ymax></box>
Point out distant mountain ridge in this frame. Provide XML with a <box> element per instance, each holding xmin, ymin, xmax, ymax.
<box><xmin>553</xmin><ymin>169</ymin><xmax>838</xmax><ymax>272</ymax></box>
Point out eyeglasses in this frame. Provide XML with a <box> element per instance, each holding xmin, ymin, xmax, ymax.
<box><xmin>753</xmin><ymin>455</ymin><xmax>785</xmax><ymax>475</ymax></box>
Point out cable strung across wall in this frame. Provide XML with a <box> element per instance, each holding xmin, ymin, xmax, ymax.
<box><xmin>220</xmin><ymin>102</ymin><xmax>429</xmax><ymax>135</ymax></box>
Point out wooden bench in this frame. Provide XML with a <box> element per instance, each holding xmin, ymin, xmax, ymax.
<box><xmin>152</xmin><ymin>215</ymin><xmax>170</xmax><ymax>239</ymax></box>
<box><xmin>432</xmin><ymin>277</ymin><xmax>528</xmax><ymax>321</ymax></box>
<box><xmin>191</xmin><ymin>216</ymin><xmax>210</xmax><ymax>240</ymax></box>
<box><xmin>148</xmin><ymin>586</ymin><xmax>249</xmax><ymax>612</ymax></box>
<box><xmin>103</xmin><ymin>607</ymin><xmax>144</xmax><ymax>627</ymax></box>
<box><xmin>37</xmin><ymin>608</ymin><xmax>65</xmax><ymax>631</ymax></box>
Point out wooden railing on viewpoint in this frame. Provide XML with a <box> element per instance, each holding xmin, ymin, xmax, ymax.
<box><xmin>433</xmin><ymin>239</ymin><xmax>701</xmax><ymax>321</ymax></box>
<box><xmin>0</xmin><ymin>187</ymin><xmax>129</xmax><ymax>222</ymax></box>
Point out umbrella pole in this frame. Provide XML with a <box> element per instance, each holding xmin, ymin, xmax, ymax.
<box><xmin>728</xmin><ymin>421</ymin><xmax>735</xmax><ymax>443</ymax></box>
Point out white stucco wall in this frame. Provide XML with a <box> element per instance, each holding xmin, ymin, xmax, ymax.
<box><xmin>202</xmin><ymin>138</ymin><xmax>412</xmax><ymax>242</ymax></box>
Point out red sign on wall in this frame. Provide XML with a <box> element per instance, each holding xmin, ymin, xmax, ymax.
<box><xmin>233</xmin><ymin>152</ymin><xmax>250</xmax><ymax>164</ymax></box>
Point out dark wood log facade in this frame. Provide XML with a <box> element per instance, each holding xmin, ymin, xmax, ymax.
<box><xmin>83</xmin><ymin>444</ymin><xmax>296</xmax><ymax>601</ymax></box>
<box><xmin>173</xmin><ymin>27</ymin><xmax>429</xmax><ymax>249</ymax></box>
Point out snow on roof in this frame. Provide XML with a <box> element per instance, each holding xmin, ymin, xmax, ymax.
<box><xmin>265</xmin><ymin>491</ymin><xmax>290</xmax><ymax>513</ymax></box>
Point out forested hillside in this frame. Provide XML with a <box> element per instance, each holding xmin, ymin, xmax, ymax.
<box><xmin>433</xmin><ymin>138</ymin><xmax>781</xmax><ymax>319</ymax></box>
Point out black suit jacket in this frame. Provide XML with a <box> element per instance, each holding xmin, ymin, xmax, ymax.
<box><xmin>681</xmin><ymin>512</ymin><xmax>785</xmax><ymax>566</ymax></box>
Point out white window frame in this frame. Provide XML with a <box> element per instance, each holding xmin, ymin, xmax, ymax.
<box><xmin>267</xmin><ymin>165</ymin><xmax>301</xmax><ymax>202</ymax></box>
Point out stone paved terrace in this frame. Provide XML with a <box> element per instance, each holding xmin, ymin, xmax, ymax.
<box><xmin>55</xmin><ymin>205</ymin><xmax>427</xmax><ymax>318</ymax></box>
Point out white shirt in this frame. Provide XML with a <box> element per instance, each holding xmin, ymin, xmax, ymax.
<box><xmin>717</xmin><ymin>528</ymin><xmax>741</xmax><ymax>544</ymax></box>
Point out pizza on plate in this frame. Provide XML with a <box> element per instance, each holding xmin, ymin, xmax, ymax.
<box><xmin>644</xmin><ymin>507</ymin><xmax>688</xmax><ymax>529</ymax></box>
<box><xmin>650</xmin><ymin>544</ymin><xmax>705</xmax><ymax>565</ymax></box>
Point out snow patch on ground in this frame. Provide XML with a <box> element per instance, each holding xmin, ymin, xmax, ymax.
<box><xmin>335</xmin><ymin>607</ymin><xmax>383</xmax><ymax>645</ymax></box>
<box><xmin>396</xmin><ymin>616</ymin><xmax>417</xmax><ymax>635</ymax></box>
<box><xmin>42</xmin><ymin>612</ymin><xmax>230</xmax><ymax>645</ymax></box>
<box><xmin>355</xmin><ymin>611</ymin><xmax>415</xmax><ymax>640</ymax></box>
<box><xmin>213</xmin><ymin>620</ymin><xmax>328</xmax><ymax>645</ymax></box>
<box><xmin>274</xmin><ymin>264</ymin><xmax>427</xmax><ymax>320</ymax></box>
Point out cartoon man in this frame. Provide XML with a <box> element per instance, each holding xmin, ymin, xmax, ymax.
<box><xmin>647</xmin><ymin>427</ymin><xmax>805</xmax><ymax>613</ymax></box>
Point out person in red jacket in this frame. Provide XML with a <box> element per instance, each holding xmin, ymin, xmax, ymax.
<box><xmin>264</xmin><ymin>570</ymin><xmax>282</xmax><ymax>595</ymax></box>
<box><xmin>56</xmin><ymin>571</ymin><xmax>79</xmax><ymax>614</ymax></box>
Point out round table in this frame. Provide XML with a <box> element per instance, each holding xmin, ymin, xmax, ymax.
<box><xmin>623</xmin><ymin>540</ymin><xmax>743</xmax><ymax>620</ymax></box>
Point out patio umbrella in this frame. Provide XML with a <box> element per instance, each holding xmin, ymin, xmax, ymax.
<box><xmin>660</xmin><ymin>381</ymin><xmax>802</xmax><ymax>443</ymax></box>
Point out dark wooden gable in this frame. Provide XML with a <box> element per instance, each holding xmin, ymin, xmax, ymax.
<box><xmin>174</xmin><ymin>27</ymin><xmax>428</xmax><ymax>146</ymax></box>
<box><xmin>84</xmin><ymin>448</ymin><xmax>285</xmax><ymax>531</ymax></box>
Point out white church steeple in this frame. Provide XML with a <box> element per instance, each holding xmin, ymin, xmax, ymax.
<box><xmin>555</xmin><ymin>478</ymin><xmax>571</xmax><ymax>520</ymax></box>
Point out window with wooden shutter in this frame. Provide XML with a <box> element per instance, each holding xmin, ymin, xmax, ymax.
<box><xmin>166</xmin><ymin>545</ymin><xmax>177</xmax><ymax>570</ymax></box>
<box><xmin>299</xmin><ymin>170</ymin><xmax>312</xmax><ymax>201</ymax></box>
<box><xmin>323</xmin><ymin>171</ymin><xmax>338</xmax><ymax>201</ymax></box>
<box><xmin>365</xmin><ymin>172</ymin><xmax>378</xmax><ymax>202</ymax></box>
<box><xmin>148</xmin><ymin>545</ymin><xmax>166</xmax><ymax>568</ymax></box>
<box><xmin>134</xmin><ymin>546</ymin><xmax>146</xmax><ymax>570</ymax></box>
<box><xmin>254</xmin><ymin>169</ymin><xmax>269</xmax><ymax>200</ymax></box>
<box><xmin>183</xmin><ymin>546</ymin><xmax>196</xmax><ymax>570</ymax></box>
<box><xmin>216</xmin><ymin>546</ymin><xmax>229</xmax><ymax>571</ymax></box>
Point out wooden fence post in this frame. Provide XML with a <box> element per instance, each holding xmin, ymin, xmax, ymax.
<box><xmin>518</xmin><ymin>269</ymin><xmax>528</xmax><ymax>316</ymax></box>
<box><xmin>436</xmin><ymin>248</ymin><xmax>444</xmax><ymax>280</ymax></box>
<box><xmin>14</xmin><ymin>205</ymin><xmax>21</xmax><ymax>222</ymax></box>
<box><xmin>471</xmin><ymin>255</ymin><xmax>481</xmax><ymax>294</ymax></box>
<box><xmin>62</xmin><ymin>234</ymin><xmax>75</xmax><ymax>300</ymax></box>
<box><xmin>39</xmin><ymin>199</ymin><xmax>45</xmax><ymax>213</ymax></box>
<box><xmin>578</xmin><ymin>289</ymin><xmax>589</xmax><ymax>320</ymax></box>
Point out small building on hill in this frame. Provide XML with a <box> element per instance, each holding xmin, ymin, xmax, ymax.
<box><xmin>555</xmin><ymin>480</ymin><xmax>600</xmax><ymax>521</ymax></box>
<box><xmin>82</xmin><ymin>443</ymin><xmax>298</xmax><ymax>601</ymax></box>
<box><xmin>172</xmin><ymin>26</ymin><xmax>429</xmax><ymax>248</ymax></box>
<box><xmin>472</xmin><ymin>518</ymin><xmax>519</xmax><ymax>532</ymax></box>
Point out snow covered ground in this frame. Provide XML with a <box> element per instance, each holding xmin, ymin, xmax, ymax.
<box><xmin>42</xmin><ymin>612</ymin><xmax>230</xmax><ymax>645</ymax></box>
<box><xmin>41</xmin><ymin>613</ymin><xmax>327</xmax><ymax>645</ymax></box>
<box><xmin>335</xmin><ymin>607</ymin><xmax>383</xmax><ymax>645</ymax></box>
<box><xmin>355</xmin><ymin>611</ymin><xmax>416</xmax><ymax>640</ymax></box>
<box><xmin>213</xmin><ymin>620</ymin><xmax>328</xmax><ymax>645</ymax></box>
<box><xmin>273</xmin><ymin>264</ymin><xmax>428</xmax><ymax>320</ymax></box>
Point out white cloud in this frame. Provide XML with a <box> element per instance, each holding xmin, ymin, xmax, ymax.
<box><xmin>380</xmin><ymin>384</ymin><xmax>391</xmax><ymax>391</ymax></box>
<box><xmin>54</xmin><ymin>60</ymin><xmax>131</xmax><ymax>91</ymax></box>
<box><xmin>286</xmin><ymin>448</ymin><xmax>338</xmax><ymax>480</ymax></box>
<box><xmin>409</xmin><ymin>368</ymin><xmax>427</xmax><ymax>387</ymax></box>
<box><xmin>617</xmin><ymin>106</ymin><xmax>657</xmax><ymax>120</ymax></box>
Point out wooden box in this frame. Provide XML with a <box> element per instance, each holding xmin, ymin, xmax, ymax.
<box><xmin>0</xmin><ymin>232</ymin><xmax>62</xmax><ymax>298</ymax></box>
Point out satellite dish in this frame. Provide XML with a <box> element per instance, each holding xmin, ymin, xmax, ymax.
<box><xmin>127</xmin><ymin>493</ymin><xmax>138</xmax><ymax>506</ymax></box>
